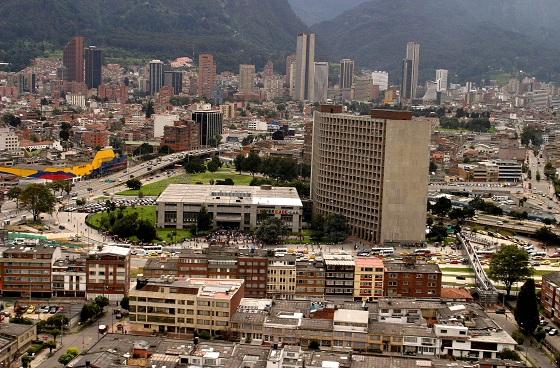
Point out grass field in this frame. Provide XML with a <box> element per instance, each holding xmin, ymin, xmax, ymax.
<box><xmin>118</xmin><ymin>168</ymin><xmax>253</xmax><ymax>196</ymax></box>
<box><xmin>86</xmin><ymin>205</ymin><xmax>192</xmax><ymax>244</ymax></box>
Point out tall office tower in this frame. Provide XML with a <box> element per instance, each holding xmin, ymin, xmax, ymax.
<box><xmin>294</xmin><ymin>33</ymin><xmax>316</xmax><ymax>101</ymax></box>
<box><xmin>313</xmin><ymin>62</ymin><xmax>329</xmax><ymax>103</ymax></box>
<box><xmin>192</xmin><ymin>110</ymin><xmax>223</xmax><ymax>147</ymax></box>
<box><xmin>85</xmin><ymin>46</ymin><xmax>103</xmax><ymax>89</ymax></box>
<box><xmin>197</xmin><ymin>53</ymin><xmax>217</xmax><ymax>99</ymax></box>
<box><xmin>285</xmin><ymin>54</ymin><xmax>296</xmax><ymax>84</ymax></box>
<box><xmin>400</xmin><ymin>41</ymin><xmax>420</xmax><ymax>102</ymax></box>
<box><xmin>289</xmin><ymin>63</ymin><xmax>297</xmax><ymax>98</ymax></box>
<box><xmin>164</xmin><ymin>70</ymin><xmax>183</xmax><ymax>95</ymax></box>
<box><xmin>311</xmin><ymin>107</ymin><xmax>431</xmax><ymax>243</ymax></box>
<box><xmin>436</xmin><ymin>69</ymin><xmax>448</xmax><ymax>92</ymax></box>
<box><xmin>352</xmin><ymin>75</ymin><xmax>374</xmax><ymax>102</ymax></box>
<box><xmin>263</xmin><ymin>60</ymin><xmax>274</xmax><ymax>78</ymax></box>
<box><xmin>149</xmin><ymin>60</ymin><xmax>164</xmax><ymax>95</ymax></box>
<box><xmin>371</xmin><ymin>71</ymin><xmax>389</xmax><ymax>91</ymax></box>
<box><xmin>339</xmin><ymin>59</ymin><xmax>354</xmax><ymax>90</ymax></box>
<box><xmin>239</xmin><ymin>64</ymin><xmax>256</xmax><ymax>95</ymax></box>
<box><xmin>63</xmin><ymin>36</ymin><xmax>85</xmax><ymax>83</ymax></box>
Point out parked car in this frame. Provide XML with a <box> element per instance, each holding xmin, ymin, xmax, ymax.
<box><xmin>49</xmin><ymin>306</ymin><xmax>58</xmax><ymax>314</ymax></box>
<box><xmin>549</xmin><ymin>328</ymin><xmax>558</xmax><ymax>336</ymax></box>
<box><xmin>26</xmin><ymin>305</ymin><xmax>35</xmax><ymax>314</ymax></box>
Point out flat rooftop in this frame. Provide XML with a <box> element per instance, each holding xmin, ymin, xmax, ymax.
<box><xmin>157</xmin><ymin>184</ymin><xmax>302</xmax><ymax>207</ymax></box>
<box><xmin>133</xmin><ymin>277</ymin><xmax>244</xmax><ymax>300</ymax></box>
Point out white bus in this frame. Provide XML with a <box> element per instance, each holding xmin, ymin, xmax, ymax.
<box><xmin>414</xmin><ymin>248</ymin><xmax>431</xmax><ymax>256</ymax></box>
<box><xmin>108</xmin><ymin>243</ymin><xmax>131</xmax><ymax>249</ymax></box>
<box><xmin>143</xmin><ymin>245</ymin><xmax>163</xmax><ymax>255</ymax></box>
<box><xmin>370</xmin><ymin>247</ymin><xmax>395</xmax><ymax>256</ymax></box>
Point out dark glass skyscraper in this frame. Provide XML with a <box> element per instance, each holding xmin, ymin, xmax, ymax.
<box><xmin>192</xmin><ymin>110</ymin><xmax>223</xmax><ymax>147</ymax></box>
<box><xmin>85</xmin><ymin>46</ymin><xmax>103</xmax><ymax>89</ymax></box>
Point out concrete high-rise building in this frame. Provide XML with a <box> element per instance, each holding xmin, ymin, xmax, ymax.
<box><xmin>311</xmin><ymin>107</ymin><xmax>431</xmax><ymax>243</ymax></box>
<box><xmin>239</xmin><ymin>64</ymin><xmax>256</xmax><ymax>95</ymax></box>
<box><xmin>285</xmin><ymin>54</ymin><xmax>296</xmax><ymax>85</ymax></box>
<box><xmin>163</xmin><ymin>70</ymin><xmax>183</xmax><ymax>95</ymax></box>
<box><xmin>149</xmin><ymin>60</ymin><xmax>164</xmax><ymax>95</ymax></box>
<box><xmin>197</xmin><ymin>53</ymin><xmax>217</xmax><ymax>99</ymax></box>
<box><xmin>289</xmin><ymin>62</ymin><xmax>297</xmax><ymax>98</ymax></box>
<box><xmin>313</xmin><ymin>62</ymin><xmax>329</xmax><ymax>103</ymax></box>
<box><xmin>352</xmin><ymin>75</ymin><xmax>374</xmax><ymax>102</ymax></box>
<box><xmin>263</xmin><ymin>60</ymin><xmax>274</xmax><ymax>78</ymax></box>
<box><xmin>192</xmin><ymin>110</ymin><xmax>223</xmax><ymax>147</ymax></box>
<box><xmin>371</xmin><ymin>71</ymin><xmax>389</xmax><ymax>91</ymax></box>
<box><xmin>85</xmin><ymin>46</ymin><xmax>103</xmax><ymax>90</ymax></box>
<box><xmin>340</xmin><ymin>59</ymin><xmax>354</xmax><ymax>90</ymax></box>
<box><xmin>63</xmin><ymin>36</ymin><xmax>85</xmax><ymax>83</ymax></box>
<box><xmin>294</xmin><ymin>33</ymin><xmax>316</xmax><ymax>101</ymax></box>
<box><xmin>400</xmin><ymin>42</ymin><xmax>420</xmax><ymax>102</ymax></box>
<box><xmin>436</xmin><ymin>69</ymin><xmax>448</xmax><ymax>92</ymax></box>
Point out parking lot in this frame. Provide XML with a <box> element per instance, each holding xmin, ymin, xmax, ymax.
<box><xmin>63</xmin><ymin>198</ymin><xmax>156</xmax><ymax>213</ymax></box>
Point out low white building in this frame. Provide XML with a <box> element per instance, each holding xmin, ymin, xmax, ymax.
<box><xmin>248</xmin><ymin>120</ymin><xmax>268</xmax><ymax>131</ymax></box>
<box><xmin>156</xmin><ymin>184</ymin><xmax>303</xmax><ymax>232</ymax></box>
<box><xmin>153</xmin><ymin>114</ymin><xmax>179</xmax><ymax>138</ymax></box>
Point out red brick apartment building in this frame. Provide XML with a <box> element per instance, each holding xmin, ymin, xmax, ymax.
<box><xmin>86</xmin><ymin>245</ymin><xmax>130</xmax><ymax>301</ymax></box>
<box><xmin>384</xmin><ymin>259</ymin><xmax>442</xmax><ymax>298</ymax></box>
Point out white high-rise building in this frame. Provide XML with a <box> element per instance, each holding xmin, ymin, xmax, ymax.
<box><xmin>436</xmin><ymin>69</ymin><xmax>448</xmax><ymax>92</ymax></box>
<box><xmin>313</xmin><ymin>62</ymin><xmax>329</xmax><ymax>103</ymax></box>
<box><xmin>295</xmin><ymin>33</ymin><xmax>316</xmax><ymax>101</ymax></box>
<box><xmin>0</xmin><ymin>128</ymin><xmax>19</xmax><ymax>152</ymax></box>
<box><xmin>371</xmin><ymin>71</ymin><xmax>389</xmax><ymax>91</ymax></box>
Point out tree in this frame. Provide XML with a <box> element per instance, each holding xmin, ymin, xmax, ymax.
<box><xmin>515</xmin><ymin>279</ymin><xmax>539</xmax><ymax>335</ymax></box>
<box><xmin>197</xmin><ymin>205</ymin><xmax>213</xmax><ymax>231</ymax></box>
<box><xmin>497</xmin><ymin>349</ymin><xmax>520</xmax><ymax>361</ymax></box>
<box><xmin>255</xmin><ymin>217</ymin><xmax>289</xmax><ymax>245</ymax></box>
<box><xmin>429</xmin><ymin>160</ymin><xmax>438</xmax><ymax>173</ymax></box>
<box><xmin>126</xmin><ymin>178</ymin><xmax>142</xmax><ymax>190</ymax></box>
<box><xmin>184</xmin><ymin>158</ymin><xmax>207</xmax><ymax>174</ymax></box>
<box><xmin>94</xmin><ymin>295</ymin><xmax>109</xmax><ymax>310</ymax></box>
<box><xmin>241</xmin><ymin>135</ymin><xmax>254</xmax><ymax>146</ymax></box>
<box><xmin>488</xmin><ymin>244</ymin><xmax>533</xmax><ymax>297</ymax></box>
<box><xmin>2</xmin><ymin>113</ymin><xmax>21</xmax><ymax>127</ymax></box>
<box><xmin>242</xmin><ymin>151</ymin><xmax>261</xmax><ymax>177</ymax></box>
<box><xmin>511</xmin><ymin>330</ymin><xmax>525</xmax><ymax>345</ymax></box>
<box><xmin>137</xmin><ymin>219</ymin><xmax>157</xmax><ymax>243</ymax></box>
<box><xmin>45</xmin><ymin>340</ymin><xmax>57</xmax><ymax>353</ymax></box>
<box><xmin>234</xmin><ymin>155</ymin><xmax>245</xmax><ymax>173</ymax></box>
<box><xmin>208</xmin><ymin>134</ymin><xmax>222</xmax><ymax>148</ymax></box>
<box><xmin>536</xmin><ymin>171</ymin><xmax>541</xmax><ymax>181</ymax></box>
<box><xmin>556</xmin><ymin>353</ymin><xmax>560</xmax><ymax>368</ymax></box>
<box><xmin>59</xmin><ymin>128</ymin><xmax>70</xmax><ymax>141</ymax></box>
<box><xmin>310</xmin><ymin>215</ymin><xmax>325</xmax><ymax>242</ymax></box>
<box><xmin>158</xmin><ymin>145</ymin><xmax>174</xmax><ymax>155</ymax></box>
<box><xmin>120</xmin><ymin>296</ymin><xmax>130</xmax><ymax>311</ymax></box>
<box><xmin>20</xmin><ymin>184</ymin><xmax>56</xmax><ymax>222</ymax></box>
<box><xmin>545</xmin><ymin>162</ymin><xmax>557</xmax><ymax>180</ymax></box>
<box><xmin>431</xmin><ymin>197</ymin><xmax>452</xmax><ymax>216</ymax></box>
<box><xmin>7</xmin><ymin>186</ymin><xmax>22</xmax><ymax>209</ymax></box>
<box><xmin>428</xmin><ymin>223</ymin><xmax>448</xmax><ymax>241</ymax></box>
<box><xmin>272</xmin><ymin>130</ymin><xmax>284</xmax><ymax>140</ymax></box>
<box><xmin>58</xmin><ymin>348</ymin><xmax>79</xmax><ymax>365</ymax></box>
<box><xmin>50</xmin><ymin>328</ymin><xmax>61</xmax><ymax>342</ymax></box>
<box><xmin>535</xmin><ymin>227</ymin><xmax>560</xmax><ymax>246</ymax></box>
<box><xmin>323</xmin><ymin>214</ymin><xmax>349</xmax><ymax>243</ymax></box>
<box><xmin>80</xmin><ymin>303</ymin><xmax>100</xmax><ymax>322</ymax></box>
<box><xmin>207</xmin><ymin>156</ymin><xmax>222</xmax><ymax>172</ymax></box>
<box><xmin>21</xmin><ymin>354</ymin><xmax>32</xmax><ymax>368</ymax></box>
<box><xmin>134</xmin><ymin>142</ymin><xmax>153</xmax><ymax>156</ymax></box>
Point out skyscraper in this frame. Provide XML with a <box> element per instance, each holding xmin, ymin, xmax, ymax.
<box><xmin>164</xmin><ymin>70</ymin><xmax>183</xmax><ymax>95</ymax></box>
<box><xmin>339</xmin><ymin>59</ymin><xmax>354</xmax><ymax>90</ymax></box>
<box><xmin>192</xmin><ymin>110</ymin><xmax>223</xmax><ymax>147</ymax></box>
<box><xmin>294</xmin><ymin>33</ymin><xmax>316</xmax><ymax>101</ymax></box>
<box><xmin>85</xmin><ymin>46</ymin><xmax>103</xmax><ymax>90</ymax></box>
<box><xmin>371</xmin><ymin>71</ymin><xmax>389</xmax><ymax>91</ymax></box>
<box><xmin>285</xmin><ymin>54</ymin><xmax>296</xmax><ymax>85</ymax></box>
<box><xmin>263</xmin><ymin>60</ymin><xmax>274</xmax><ymax>78</ymax></box>
<box><xmin>197</xmin><ymin>54</ymin><xmax>217</xmax><ymax>100</ymax></box>
<box><xmin>436</xmin><ymin>69</ymin><xmax>448</xmax><ymax>92</ymax></box>
<box><xmin>149</xmin><ymin>60</ymin><xmax>164</xmax><ymax>95</ymax></box>
<box><xmin>400</xmin><ymin>41</ymin><xmax>420</xmax><ymax>102</ymax></box>
<box><xmin>63</xmin><ymin>36</ymin><xmax>85</xmax><ymax>83</ymax></box>
<box><xmin>311</xmin><ymin>107</ymin><xmax>431</xmax><ymax>243</ymax></box>
<box><xmin>239</xmin><ymin>64</ymin><xmax>256</xmax><ymax>95</ymax></box>
<box><xmin>313</xmin><ymin>62</ymin><xmax>329</xmax><ymax>103</ymax></box>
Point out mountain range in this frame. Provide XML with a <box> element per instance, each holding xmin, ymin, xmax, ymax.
<box><xmin>310</xmin><ymin>0</ymin><xmax>560</xmax><ymax>82</ymax></box>
<box><xmin>0</xmin><ymin>0</ymin><xmax>306</xmax><ymax>72</ymax></box>
<box><xmin>2</xmin><ymin>0</ymin><xmax>560</xmax><ymax>83</ymax></box>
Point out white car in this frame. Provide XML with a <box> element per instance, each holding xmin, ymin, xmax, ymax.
<box><xmin>549</xmin><ymin>328</ymin><xmax>558</xmax><ymax>336</ymax></box>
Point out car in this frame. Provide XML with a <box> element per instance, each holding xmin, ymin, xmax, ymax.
<box><xmin>545</xmin><ymin>326</ymin><xmax>553</xmax><ymax>332</ymax></box>
<box><xmin>26</xmin><ymin>305</ymin><xmax>35</xmax><ymax>314</ymax></box>
<box><xmin>549</xmin><ymin>328</ymin><xmax>558</xmax><ymax>336</ymax></box>
<box><xmin>58</xmin><ymin>225</ymin><xmax>66</xmax><ymax>230</ymax></box>
<box><xmin>357</xmin><ymin>251</ymin><xmax>370</xmax><ymax>256</ymax></box>
<box><xmin>540</xmin><ymin>318</ymin><xmax>548</xmax><ymax>326</ymax></box>
<box><xmin>495</xmin><ymin>308</ymin><xmax>506</xmax><ymax>314</ymax></box>
<box><xmin>49</xmin><ymin>306</ymin><xmax>57</xmax><ymax>314</ymax></box>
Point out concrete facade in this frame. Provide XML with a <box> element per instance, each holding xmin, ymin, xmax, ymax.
<box><xmin>311</xmin><ymin>107</ymin><xmax>431</xmax><ymax>244</ymax></box>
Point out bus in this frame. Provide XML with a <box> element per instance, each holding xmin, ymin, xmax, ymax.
<box><xmin>414</xmin><ymin>249</ymin><xmax>431</xmax><ymax>256</ymax></box>
<box><xmin>142</xmin><ymin>245</ymin><xmax>163</xmax><ymax>255</ymax></box>
<box><xmin>475</xmin><ymin>250</ymin><xmax>495</xmax><ymax>258</ymax></box>
<box><xmin>370</xmin><ymin>247</ymin><xmax>395</xmax><ymax>256</ymax></box>
<box><xmin>108</xmin><ymin>243</ymin><xmax>131</xmax><ymax>249</ymax></box>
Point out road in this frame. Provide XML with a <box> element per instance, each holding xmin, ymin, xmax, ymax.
<box><xmin>34</xmin><ymin>307</ymin><xmax>117</xmax><ymax>368</ymax></box>
<box><xmin>490</xmin><ymin>311</ymin><xmax>554</xmax><ymax>368</ymax></box>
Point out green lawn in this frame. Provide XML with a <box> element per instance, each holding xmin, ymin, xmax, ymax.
<box><xmin>86</xmin><ymin>205</ymin><xmax>192</xmax><ymax>244</ymax></box>
<box><xmin>118</xmin><ymin>168</ymin><xmax>254</xmax><ymax>196</ymax></box>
